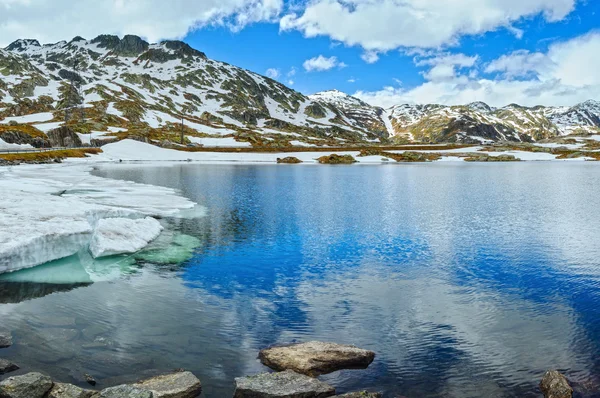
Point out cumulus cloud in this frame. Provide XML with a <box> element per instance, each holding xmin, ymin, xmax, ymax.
<box><xmin>265</xmin><ymin>68</ymin><xmax>281</xmax><ymax>79</ymax></box>
<box><xmin>0</xmin><ymin>0</ymin><xmax>284</xmax><ymax>46</ymax></box>
<box><xmin>280</xmin><ymin>0</ymin><xmax>575</xmax><ymax>51</ymax></box>
<box><xmin>303</xmin><ymin>55</ymin><xmax>346</xmax><ymax>72</ymax></box>
<box><xmin>354</xmin><ymin>32</ymin><xmax>600</xmax><ymax>108</ymax></box>
<box><xmin>416</xmin><ymin>53</ymin><xmax>478</xmax><ymax>82</ymax></box>
<box><xmin>361</xmin><ymin>51</ymin><xmax>379</xmax><ymax>64</ymax></box>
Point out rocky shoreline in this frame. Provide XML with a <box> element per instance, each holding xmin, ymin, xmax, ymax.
<box><xmin>0</xmin><ymin>331</ymin><xmax>574</xmax><ymax>398</ymax></box>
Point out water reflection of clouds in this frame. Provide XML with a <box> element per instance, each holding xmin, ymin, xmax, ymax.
<box><xmin>3</xmin><ymin>163</ymin><xmax>600</xmax><ymax>397</ymax></box>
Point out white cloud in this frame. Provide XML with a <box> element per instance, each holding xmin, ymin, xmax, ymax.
<box><xmin>288</xmin><ymin>79</ymin><xmax>295</xmax><ymax>85</ymax></box>
<box><xmin>265</xmin><ymin>68</ymin><xmax>281</xmax><ymax>79</ymax></box>
<box><xmin>485</xmin><ymin>50</ymin><xmax>550</xmax><ymax>78</ymax></box>
<box><xmin>361</xmin><ymin>51</ymin><xmax>379</xmax><ymax>64</ymax></box>
<box><xmin>354</xmin><ymin>32</ymin><xmax>600</xmax><ymax>108</ymax></box>
<box><xmin>348</xmin><ymin>78</ymin><xmax>356</xmax><ymax>83</ymax></box>
<box><xmin>0</xmin><ymin>0</ymin><xmax>284</xmax><ymax>46</ymax></box>
<box><xmin>287</xmin><ymin>67</ymin><xmax>297</xmax><ymax>77</ymax></box>
<box><xmin>302</xmin><ymin>55</ymin><xmax>345</xmax><ymax>72</ymax></box>
<box><xmin>280</xmin><ymin>0</ymin><xmax>575</xmax><ymax>51</ymax></box>
<box><xmin>416</xmin><ymin>53</ymin><xmax>479</xmax><ymax>82</ymax></box>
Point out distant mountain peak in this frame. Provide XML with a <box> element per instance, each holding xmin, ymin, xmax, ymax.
<box><xmin>4</xmin><ymin>39</ymin><xmax>41</xmax><ymax>52</ymax></box>
<box><xmin>467</xmin><ymin>101</ymin><xmax>494</xmax><ymax>113</ymax></box>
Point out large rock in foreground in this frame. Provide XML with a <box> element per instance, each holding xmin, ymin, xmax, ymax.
<box><xmin>540</xmin><ymin>371</ymin><xmax>573</xmax><ymax>398</ymax></box>
<box><xmin>0</xmin><ymin>328</ymin><xmax>12</xmax><ymax>348</ymax></box>
<box><xmin>0</xmin><ymin>372</ymin><xmax>53</xmax><ymax>398</ymax></box>
<box><xmin>99</xmin><ymin>385</ymin><xmax>152</xmax><ymax>398</ymax></box>
<box><xmin>0</xmin><ymin>358</ymin><xmax>19</xmax><ymax>375</ymax></box>
<box><xmin>259</xmin><ymin>342</ymin><xmax>375</xmax><ymax>377</ymax></box>
<box><xmin>47</xmin><ymin>383</ymin><xmax>99</xmax><ymax>398</ymax></box>
<box><xmin>89</xmin><ymin>217</ymin><xmax>163</xmax><ymax>258</ymax></box>
<box><xmin>133</xmin><ymin>371</ymin><xmax>201</xmax><ymax>398</ymax></box>
<box><xmin>234</xmin><ymin>370</ymin><xmax>335</xmax><ymax>398</ymax></box>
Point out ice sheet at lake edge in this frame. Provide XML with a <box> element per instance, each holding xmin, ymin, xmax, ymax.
<box><xmin>0</xmin><ymin>163</ymin><xmax>200</xmax><ymax>274</ymax></box>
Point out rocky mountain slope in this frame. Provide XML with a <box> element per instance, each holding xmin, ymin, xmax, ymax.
<box><xmin>0</xmin><ymin>34</ymin><xmax>599</xmax><ymax>147</ymax></box>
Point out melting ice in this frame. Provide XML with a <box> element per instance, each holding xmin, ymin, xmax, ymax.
<box><xmin>0</xmin><ymin>163</ymin><xmax>202</xmax><ymax>275</ymax></box>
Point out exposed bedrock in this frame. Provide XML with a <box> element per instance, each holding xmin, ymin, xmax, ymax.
<box><xmin>259</xmin><ymin>341</ymin><xmax>375</xmax><ymax>377</ymax></box>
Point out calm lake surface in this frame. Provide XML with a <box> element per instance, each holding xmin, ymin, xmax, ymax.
<box><xmin>2</xmin><ymin>162</ymin><xmax>600</xmax><ymax>397</ymax></box>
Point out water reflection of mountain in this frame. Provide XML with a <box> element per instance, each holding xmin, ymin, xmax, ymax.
<box><xmin>0</xmin><ymin>281</ymin><xmax>91</xmax><ymax>304</ymax></box>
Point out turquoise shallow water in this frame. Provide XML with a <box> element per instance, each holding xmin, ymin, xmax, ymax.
<box><xmin>2</xmin><ymin>162</ymin><xmax>600</xmax><ymax>397</ymax></box>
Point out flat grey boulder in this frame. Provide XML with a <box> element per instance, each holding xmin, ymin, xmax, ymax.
<box><xmin>234</xmin><ymin>370</ymin><xmax>335</xmax><ymax>398</ymax></box>
<box><xmin>0</xmin><ymin>359</ymin><xmax>19</xmax><ymax>375</ymax></box>
<box><xmin>133</xmin><ymin>371</ymin><xmax>201</xmax><ymax>398</ymax></box>
<box><xmin>0</xmin><ymin>328</ymin><xmax>12</xmax><ymax>348</ymax></box>
<box><xmin>47</xmin><ymin>383</ymin><xmax>99</xmax><ymax>398</ymax></box>
<box><xmin>335</xmin><ymin>392</ymin><xmax>382</xmax><ymax>397</ymax></box>
<box><xmin>0</xmin><ymin>372</ymin><xmax>53</xmax><ymax>398</ymax></box>
<box><xmin>99</xmin><ymin>385</ymin><xmax>153</xmax><ymax>398</ymax></box>
<box><xmin>540</xmin><ymin>370</ymin><xmax>573</xmax><ymax>398</ymax></box>
<box><xmin>259</xmin><ymin>342</ymin><xmax>375</xmax><ymax>376</ymax></box>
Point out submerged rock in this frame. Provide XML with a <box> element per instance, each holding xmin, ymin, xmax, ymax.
<box><xmin>99</xmin><ymin>385</ymin><xmax>152</xmax><ymax>398</ymax></box>
<box><xmin>259</xmin><ymin>341</ymin><xmax>375</xmax><ymax>377</ymax></box>
<box><xmin>234</xmin><ymin>370</ymin><xmax>335</xmax><ymax>398</ymax></box>
<box><xmin>540</xmin><ymin>370</ymin><xmax>573</xmax><ymax>398</ymax></box>
<box><xmin>133</xmin><ymin>371</ymin><xmax>201</xmax><ymax>398</ymax></box>
<box><xmin>0</xmin><ymin>328</ymin><xmax>12</xmax><ymax>348</ymax></box>
<box><xmin>47</xmin><ymin>383</ymin><xmax>99</xmax><ymax>398</ymax></box>
<box><xmin>84</xmin><ymin>374</ymin><xmax>97</xmax><ymax>386</ymax></box>
<box><xmin>0</xmin><ymin>372</ymin><xmax>53</xmax><ymax>398</ymax></box>
<box><xmin>0</xmin><ymin>358</ymin><xmax>19</xmax><ymax>375</ymax></box>
<box><xmin>335</xmin><ymin>392</ymin><xmax>382</xmax><ymax>398</ymax></box>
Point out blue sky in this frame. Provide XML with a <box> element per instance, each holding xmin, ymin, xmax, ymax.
<box><xmin>1</xmin><ymin>0</ymin><xmax>599</xmax><ymax>107</ymax></box>
<box><xmin>184</xmin><ymin>0</ymin><xmax>599</xmax><ymax>98</ymax></box>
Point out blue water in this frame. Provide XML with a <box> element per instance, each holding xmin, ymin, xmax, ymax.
<box><xmin>2</xmin><ymin>162</ymin><xmax>600</xmax><ymax>397</ymax></box>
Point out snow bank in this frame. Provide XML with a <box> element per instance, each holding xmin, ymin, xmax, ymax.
<box><xmin>0</xmin><ymin>112</ymin><xmax>54</xmax><ymax>124</ymax></box>
<box><xmin>0</xmin><ymin>138</ymin><xmax>33</xmax><ymax>150</ymax></box>
<box><xmin>187</xmin><ymin>136</ymin><xmax>252</xmax><ymax>147</ymax></box>
<box><xmin>90</xmin><ymin>217</ymin><xmax>163</xmax><ymax>258</ymax></box>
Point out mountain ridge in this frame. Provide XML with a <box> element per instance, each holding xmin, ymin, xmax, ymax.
<box><xmin>1</xmin><ymin>34</ymin><xmax>599</xmax><ymax>148</ymax></box>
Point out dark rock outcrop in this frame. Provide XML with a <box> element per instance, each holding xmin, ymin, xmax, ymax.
<box><xmin>234</xmin><ymin>370</ymin><xmax>335</xmax><ymax>398</ymax></box>
<box><xmin>133</xmin><ymin>371</ymin><xmax>202</xmax><ymax>398</ymax></box>
<box><xmin>46</xmin><ymin>126</ymin><xmax>82</xmax><ymax>148</ymax></box>
<box><xmin>113</xmin><ymin>35</ymin><xmax>149</xmax><ymax>57</ymax></box>
<box><xmin>0</xmin><ymin>359</ymin><xmax>19</xmax><ymax>375</ymax></box>
<box><xmin>259</xmin><ymin>341</ymin><xmax>375</xmax><ymax>377</ymax></box>
<box><xmin>540</xmin><ymin>371</ymin><xmax>573</xmax><ymax>398</ymax></box>
<box><xmin>0</xmin><ymin>131</ymin><xmax>50</xmax><ymax>148</ymax></box>
<box><xmin>58</xmin><ymin>69</ymin><xmax>85</xmax><ymax>85</ymax></box>
<box><xmin>0</xmin><ymin>372</ymin><xmax>53</xmax><ymax>398</ymax></box>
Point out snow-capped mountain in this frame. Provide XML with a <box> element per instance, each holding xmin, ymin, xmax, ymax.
<box><xmin>0</xmin><ymin>35</ymin><xmax>384</xmax><ymax>148</ymax></box>
<box><xmin>387</xmin><ymin>101</ymin><xmax>600</xmax><ymax>143</ymax></box>
<box><xmin>1</xmin><ymin>34</ymin><xmax>599</xmax><ymax>147</ymax></box>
